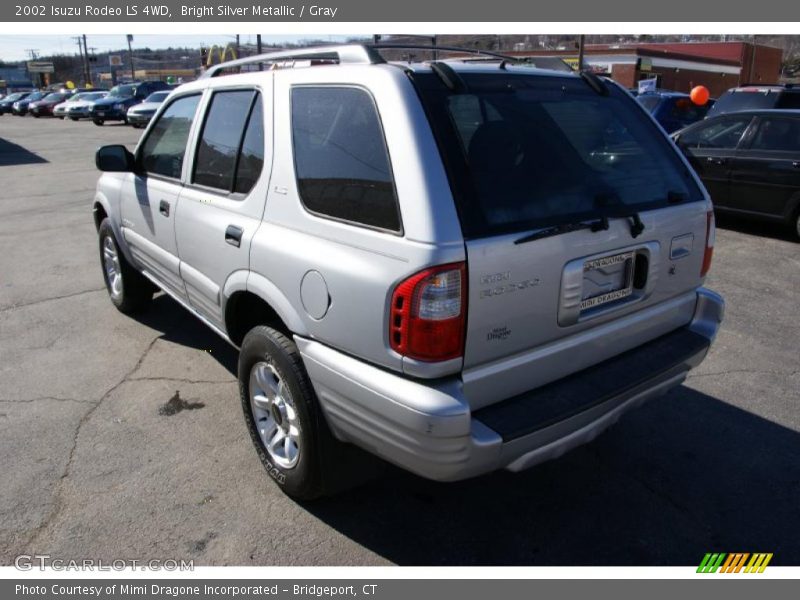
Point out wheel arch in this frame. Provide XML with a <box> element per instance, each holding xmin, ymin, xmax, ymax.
<box><xmin>223</xmin><ymin>271</ymin><xmax>309</xmax><ymax>346</ymax></box>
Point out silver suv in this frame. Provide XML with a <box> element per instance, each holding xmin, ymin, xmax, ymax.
<box><xmin>93</xmin><ymin>45</ymin><xmax>724</xmax><ymax>500</ymax></box>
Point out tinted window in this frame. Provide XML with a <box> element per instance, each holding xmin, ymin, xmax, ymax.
<box><xmin>139</xmin><ymin>94</ymin><xmax>200</xmax><ymax>179</ymax></box>
<box><xmin>291</xmin><ymin>87</ymin><xmax>401</xmax><ymax>232</ymax></box>
<box><xmin>233</xmin><ymin>98</ymin><xmax>265</xmax><ymax>194</ymax></box>
<box><xmin>679</xmin><ymin>116</ymin><xmax>753</xmax><ymax>149</ymax></box>
<box><xmin>415</xmin><ymin>73</ymin><xmax>704</xmax><ymax>236</ymax></box>
<box><xmin>707</xmin><ymin>90</ymin><xmax>778</xmax><ymax>117</ymax></box>
<box><xmin>668</xmin><ymin>97</ymin><xmax>710</xmax><ymax>121</ymax></box>
<box><xmin>109</xmin><ymin>85</ymin><xmax>135</xmax><ymax>98</ymax></box>
<box><xmin>776</xmin><ymin>93</ymin><xmax>800</xmax><ymax>109</ymax></box>
<box><xmin>145</xmin><ymin>91</ymin><xmax>169</xmax><ymax>103</ymax></box>
<box><xmin>193</xmin><ymin>90</ymin><xmax>257</xmax><ymax>192</ymax></box>
<box><xmin>750</xmin><ymin>117</ymin><xmax>800</xmax><ymax>152</ymax></box>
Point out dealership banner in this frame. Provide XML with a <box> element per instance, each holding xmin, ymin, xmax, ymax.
<box><xmin>3</xmin><ymin>579</ymin><xmax>798</xmax><ymax>600</ymax></box>
<box><xmin>3</xmin><ymin>0</ymin><xmax>800</xmax><ymax>22</ymax></box>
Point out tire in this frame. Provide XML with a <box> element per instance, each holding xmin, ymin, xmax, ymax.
<box><xmin>795</xmin><ymin>211</ymin><xmax>800</xmax><ymax>241</ymax></box>
<box><xmin>98</xmin><ymin>218</ymin><xmax>154</xmax><ymax>314</ymax></box>
<box><xmin>93</xmin><ymin>118</ymin><xmax>104</xmax><ymax>126</ymax></box>
<box><xmin>70</xmin><ymin>117</ymin><xmax>79</xmax><ymax>121</ymax></box>
<box><xmin>238</xmin><ymin>326</ymin><xmax>378</xmax><ymax>500</ymax></box>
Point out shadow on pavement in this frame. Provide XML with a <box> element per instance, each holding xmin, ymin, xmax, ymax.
<box><xmin>0</xmin><ymin>137</ymin><xmax>48</xmax><ymax>166</ymax></box>
<box><xmin>131</xmin><ymin>294</ymin><xmax>800</xmax><ymax>566</ymax></box>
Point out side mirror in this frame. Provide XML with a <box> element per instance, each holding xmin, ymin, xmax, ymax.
<box><xmin>96</xmin><ymin>145</ymin><xmax>134</xmax><ymax>172</ymax></box>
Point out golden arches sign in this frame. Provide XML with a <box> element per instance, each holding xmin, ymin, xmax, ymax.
<box><xmin>205</xmin><ymin>44</ymin><xmax>238</xmax><ymax>67</ymax></box>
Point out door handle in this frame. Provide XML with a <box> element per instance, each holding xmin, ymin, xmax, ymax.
<box><xmin>792</xmin><ymin>161</ymin><xmax>799</xmax><ymax>169</ymax></box>
<box><xmin>225</xmin><ymin>225</ymin><xmax>243</xmax><ymax>248</ymax></box>
<box><xmin>706</xmin><ymin>157</ymin><xmax>727</xmax><ymax>166</ymax></box>
<box><xmin>159</xmin><ymin>199</ymin><xmax>170</xmax><ymax>217</ymax></box>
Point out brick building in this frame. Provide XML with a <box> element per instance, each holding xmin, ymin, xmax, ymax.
<box><xmin>513</xmin><ymin>41</ymin><xmax>783</xmax><ymax>97</ymax></box>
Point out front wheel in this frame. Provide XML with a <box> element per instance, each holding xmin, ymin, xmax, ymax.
<box><xmin>93</xmin><ymin>118</ymin><xmax>104</xmax><ymax>126</ymax></box>
<box><xmin>98</xmin><ymin>219</ymin><xmax>153</xmax><ymax>313</ymax></box>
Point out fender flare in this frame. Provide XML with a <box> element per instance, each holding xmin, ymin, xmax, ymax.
<box><xmin>93</xmin><ymin>191</ymin><xmax>137</xmax><ymax>266</ymax></box>
<box><xmin>222</xmin><ymin>270</ymin><xmax>309</xmax><ymax>337</ymax></box>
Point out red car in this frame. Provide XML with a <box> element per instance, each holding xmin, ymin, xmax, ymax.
<box><xmin>29</xmin><ymin>92</ymin><xmax>71</xmax><ymax>117</ymax></box>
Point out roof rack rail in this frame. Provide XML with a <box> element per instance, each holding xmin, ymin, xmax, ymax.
<box><xmin>368</xmin><ymin>43</ymin><xmax>518</xmax><ymax>62</ymax></box>
<box><xmin>201</xmin><ymin>44</ymin><xmax>385</xmax><ymax>78</ymax></box>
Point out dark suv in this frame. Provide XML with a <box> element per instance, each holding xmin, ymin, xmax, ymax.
<box><xmin>706</xmin><ymin>85</ymin><xmax>800</xmax><ymax>118</ymax></box>
<box><xmin>673</xmin><ymin>109</ymin><xmax>800</xmax><ymax>237</ymax></box>
<box><xmin>90</xmin><ymin>80</ymin><xmax>171</xmax><ymax>125</ymax></box>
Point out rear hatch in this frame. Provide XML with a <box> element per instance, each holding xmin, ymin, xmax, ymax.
<box><xmin>412</xmin><ymin>69</ymin><xmax>711</xmax><ymax>407</ymax></box>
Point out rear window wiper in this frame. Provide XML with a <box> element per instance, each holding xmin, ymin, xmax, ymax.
<box><xmin>514</xmin><ymin>216</ymin><xmax>609</xmax><ymax>245</ymax></box>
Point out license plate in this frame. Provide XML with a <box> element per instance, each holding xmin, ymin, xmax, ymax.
<box><xmin>96</xmin><ymin>111</ymin><xmax>105</xmax><ymax>116</ymax></box>
<box><xmin>580</xmin><ymin>251</ymin><xmax>635</xmax><ymax>310</ymax></box>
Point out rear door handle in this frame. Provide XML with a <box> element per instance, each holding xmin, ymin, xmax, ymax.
<box><xmin>225</xmin><ymin>225</ymin><xmax>243</xmax><ymax>248</ymax></box>
<box><xmin>159</xmin><ymin>199</ymin><xmax>170</xmax><ymax>217</ymax></box>
<box><xmin>792</xmin><ymin>161</ymin><xmax>799</xmax><ymax>169</ymax></box>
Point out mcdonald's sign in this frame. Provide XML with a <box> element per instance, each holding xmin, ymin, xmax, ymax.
<box><xmin>202</xmin><ymin>44</ymin><xmax>238</xmax><ymax>68</ymax></box>
<box><xmin>697</xmin><ymin>552</ymin><xmax>773</xmax><ymax>573</ymax></box>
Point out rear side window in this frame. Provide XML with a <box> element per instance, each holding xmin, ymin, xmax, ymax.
<box><xmin>776</xmin><ymin>93</ymin><xmax>800</xmax><ymax>109</ymax></box>
<box><xmin>290</xmin><ymin>87</ymin><xmax>401</xmax><ymax>233</ymax></box>
<box><xmin>750</xmin><ymin>117</ymin><xmax>800</xmax><ymax>152</ymax></box>
<box><xmin>139</xmin><ymin>94</ymin><xmax>201</xmax><ymax>179</ymax></box>
<box><xmin>193</xmin><ymin>90</ymin><xmax>264</xmax><ymax>194</ymax></box>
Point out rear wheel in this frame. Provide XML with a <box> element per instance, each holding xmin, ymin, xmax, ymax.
<box><xmin>70</xmin><ymin>117</ymin><xmax>79</xmax><ymax>121</ymax></box>
<box><xmin>238</xmin><ymin>326</ymin><xmax>379</xmax><ymax>500</ymax></box>
<box><xmin>98</xmin><ymin>219</ymin><xmax>153</xmax><ymax>314</ymax></box>
<box><xmin>93</xmin><ymin>118</ymin><xmax>104</xmax><ymax>126</ymax></box>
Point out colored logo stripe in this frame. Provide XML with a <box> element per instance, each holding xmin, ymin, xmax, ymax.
<box><xmin>697</xmin><ymin>552</ymin><xmax>773</xmax><ymax>573</ymax></box>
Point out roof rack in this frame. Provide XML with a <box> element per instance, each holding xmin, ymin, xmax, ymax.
<box><xmin>201</xmin><ymin>43</ymin><xmax>531</xmax><ymax>78</ymax></box>
<box><xmin>201</xmin><ymin>44</ymin><xmax>385</xmax><ymax>78</ymax></box>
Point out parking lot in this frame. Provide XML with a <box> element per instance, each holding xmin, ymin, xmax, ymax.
<box><xmin>0</xmin><ymin>114</ymin><xmax>798</xmax><ymax>566</ymax></box>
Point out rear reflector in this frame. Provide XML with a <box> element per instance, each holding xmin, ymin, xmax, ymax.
<box><xmin>701</xmin><ymin>210</ymin><xmax>715</xmax><ymax>277</ymax></box>
<box><xmin>390</xmin><ymin>263</ymin><xmax>467</xmax><ymax>362</ymax></box>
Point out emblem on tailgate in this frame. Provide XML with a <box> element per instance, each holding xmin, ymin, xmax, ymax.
<box><xmin>479</xmin><ymin>273</ymin><xmax>540</xmax><ymax>299</ymax></box>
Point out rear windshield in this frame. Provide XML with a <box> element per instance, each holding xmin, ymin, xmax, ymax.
<box><xmin>637</xmin><ymin>95</ymin><xmax>661</xmax><ymax>112</ymax></box>
<box><xmin>707</xmin><ymin>89</ymin><xmax>780</xmax><ymax>116</ymax></box>
<box><xmin>109</xmin><ymin>85</ymin><xmax>135</xmax><ymax>98</ymax></box>
<box><xmin>413</xmin><ymin>72</ymin><xmax>704</xmax><ymax>238</ymax></box>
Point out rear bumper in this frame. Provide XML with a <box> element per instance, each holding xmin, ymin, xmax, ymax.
<box><xmin>297</xmin><ymin>288</ymin><xmax>724</xmax><ymax>482</ymax></box>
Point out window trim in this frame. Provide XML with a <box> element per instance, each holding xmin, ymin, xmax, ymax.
<box><xmin>680</xmin><ymin>115</ymin><xmax>756</xmax><ymax>151</ymax></box>
<box><xmin>289</xmin><ymin>84</ymin><xmax>404</xmax><ymax>236</ymax></box>
<box><xmin>135</xmin><ymin>91</ymin><xmax>203</xmax><ymax>183</ymax></box>
<box><xmin>187</xmin><ymin>87</ymin><xmax>265</xmax><ymax>200</ymax></box>
<box><xmin>740</xmin><ymin>115</ymin><xmax>800</xmax><ymax>153</ymax></box>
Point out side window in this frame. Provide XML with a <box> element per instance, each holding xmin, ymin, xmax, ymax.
<box><xmin>193</xmin><ymin>90</ymin><xmax>264</xmax><ymax>194</ymax></box>
<box><xmin>139</xmin><ymin>94</ymin><xmax>200</xmax><ymax>179</ymax></box>
<box><xmin>750</xmin><ymin>117</ymin><xmax>800</xmax><ymax>152</ymax></box>
<box><xmin>776</xmin><ymin>93</ymin><xmax>800</xmax><ymax>109</ymax></box>
<box><xmin>679</xmin><ymin>116</ymin><xmax>752</xmax><ymax>150</ymax></box>
<box><xmin>291</xmin><ymin>87</ymin><xmax>401</xmax><ymax>233</ymax></box>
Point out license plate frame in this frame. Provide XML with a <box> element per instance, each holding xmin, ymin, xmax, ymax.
<box><xmin>580</xmin><ymin>250</ymin><xmax>635</xmax><ymax>310</ymax></box>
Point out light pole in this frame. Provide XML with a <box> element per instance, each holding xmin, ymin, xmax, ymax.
<box><xmin>126</xmin><ymin>34</ymin><xmax>135</xmax><ymax>80</ymax></box>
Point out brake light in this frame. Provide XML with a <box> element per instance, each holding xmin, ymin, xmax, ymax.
<box><xmin>701</xmin><ymin>210</ymin><xmax>715</xmax><ymax>277</ymax></box>
<box><xmin>390</xmin><ymin>263</ymin><xmax>467</xmax><ymax>362</ymax></box>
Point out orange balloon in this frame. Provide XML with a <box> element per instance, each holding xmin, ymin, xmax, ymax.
<box><xmin>690</xmin><ymin>85</ymin><xmax>710</xmax><ymax>106</ymax></box>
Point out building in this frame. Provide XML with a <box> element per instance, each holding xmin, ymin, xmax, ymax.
<box><xmin>514</xmin><ymin>41</ymin><xmax>784</xmax><ymax>97</ymax></box>
<box><xmin>0</xmin><ymin>66</ymin><xmax>35</xmax><ymax>92</ymax></box>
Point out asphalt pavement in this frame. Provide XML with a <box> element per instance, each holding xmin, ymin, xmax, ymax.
<box><xmin>0</xmin><ymin>114</ymin><xmax>798</xmax><ymax>566</ymax></box>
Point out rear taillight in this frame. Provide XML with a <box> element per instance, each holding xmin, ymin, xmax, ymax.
<box><xmin>701</xmin><ymin>210</ymin><xmax>715</xmax><ymax>277</ymax></box>
<box><xmin>390</xmin><ymin>263</ymin><xmax>467</xmax><ymax>362</ymax></box>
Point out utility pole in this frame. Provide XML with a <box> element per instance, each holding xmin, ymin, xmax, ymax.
<box><xmin>256</xmin><ymin>34</ymin><xmax>263</xmax><ymax>70</ymax></box>
<box><xmin>73</xmin><ymin>37</ymin><xmax>85</xmax><ymax>83</ymax></box>
<box><xmin>577</xmin><ymin>34</ymin><xmax>585</xmax><ymax>71</ymax></box>
<box><xmin>126</xmin><ymin>34</ymin><xmax>135</xmax><ymax>81</ymax></box>
<box><xmin>81</xmin><ymin>35</ymin><xmax>91</xmax><ymax>85</ymax></box>
<box><xmin>236</xmin><ymin>34</ymin><xmax>240</xmax><ymax>57</ymax></box>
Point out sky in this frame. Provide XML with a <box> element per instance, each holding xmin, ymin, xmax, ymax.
<box><xmin>0</xmin><ymin>34</ymin><xmax>352</xmax><ymax>62</ymax></box>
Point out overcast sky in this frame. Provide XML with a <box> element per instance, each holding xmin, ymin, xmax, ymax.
<box><xmin>0</xmin><ymin>34</ymin><xmax>352</xmax><ymax>61</ymax></box>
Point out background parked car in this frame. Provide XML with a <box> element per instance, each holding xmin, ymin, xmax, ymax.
<box><xmin>637</xmin><ymin>91</ymin><xmax>715</xmax><ymax>133</ymax></box>
<box><xmin>29</xmin><ymin>92</ymin><xmax>70</xmax><ymax>117</ymax></box>
<box><xmin>126</xmin><ymin>90</ymin><xmax>170</xmax><ymax>128</ymax></box>
<box><xmin>1</xmin><ymin>91</ymin><xmax>31</xmax><ymax>114</ymax></box>
<box><xmin>66</xmin><ymin>91</ymin><xmax>109</xmax><ymax>120</ymax></box>
<box><xmin>673</xmin><ymin>109</ymin><xmax>800</xmax><ymax>237</ymax></box>
<box><xmin>12</xmin><ymin>91</ymin><xmax>46</xmax><ymax>116</ymax></box>
<box><xmin>706</xmin><ymin>84</ymin><xmax>800</xmax><ymax>118</ymax></box>
<box><xmin>90</xmin><ymin>81</ymin><xmax>171</xmax><ymax>126</ymax></box>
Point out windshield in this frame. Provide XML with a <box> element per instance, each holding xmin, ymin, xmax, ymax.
<box><xmin>109</xmin><ymin>85</ymin><xmax>136</xmax><ymax>98</ymax></box>
<box><xmin>637</xmin><ymin>95</ymin><xmax>661</xmax><ymax>112</ymax></box>
<box><xmin>83</xmin><ymin>92</ymin><xmax>108</xmax><ymax>101</ymax></box>
<box><xmin>145</xmin><ymin>91</ymin><xmax>169</xmax><ymax>103</ymax></box>
<box><xmin>5</xmin><ymin>93</ymin><xmax>25</xmax><ymax>101</ymax></box>
<box><xmin>26</xmin><ymin>92</ymin><xmax>45</xmax><ymax>101</ymax></box>
<box><xmin>414</xmin><ymin>72</ymin><xmax>704</xmax><ymax>237</ymax></box>
<box><xmin>43</xmin><ymin>93</ymin><xmax>67</xmax><ymax>102</ymax></box>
